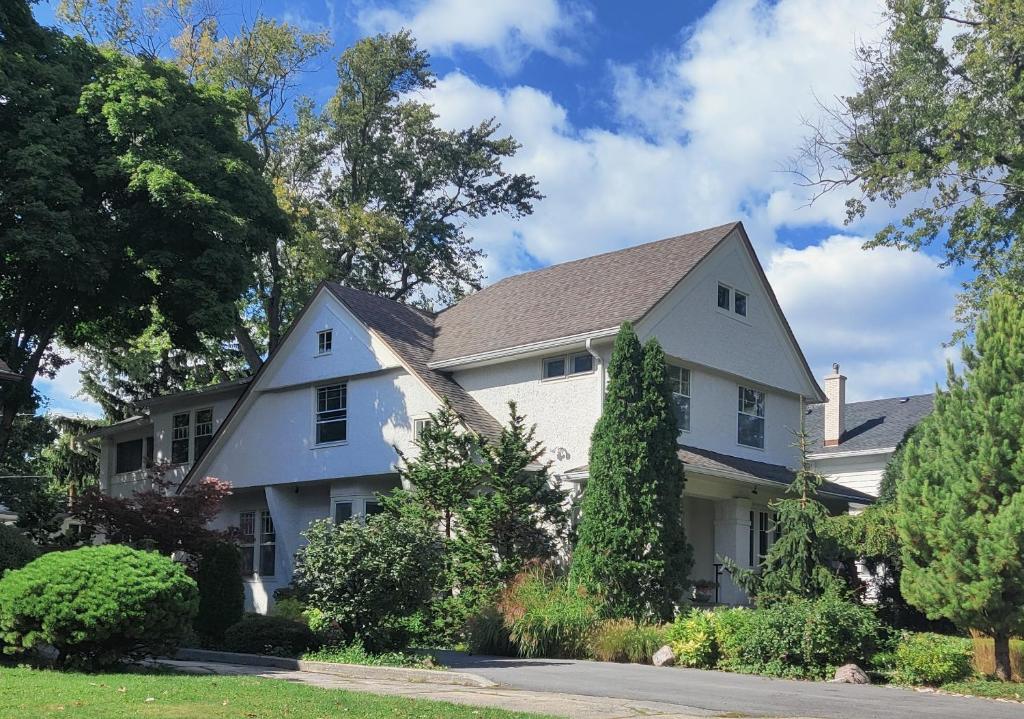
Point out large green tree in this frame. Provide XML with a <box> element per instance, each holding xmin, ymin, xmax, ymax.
<box><xmin>0</xmin><ymin>1</ymin><xmax>287</xmax><ymax>454</ymax></box>
<box><xmin>896</xmin><ymin>291</ymin><xmax>1024</xmax><ymax>681</ymax></box>
<box><xmin>801</xmin><ymin>0</ymin><xmax>1024</xmax><ymax>338</ymax></box>
<box><xmin>570</xmin><ymin>323</ymin><xmax>691</xmax><ymax>620</ymax></box>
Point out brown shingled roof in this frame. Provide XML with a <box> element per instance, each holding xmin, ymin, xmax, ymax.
<box><xmin>431</xmin><ymin>222</ymin><xmax>739</xmax><ymax>363</ymax></box>
<box><xmin>325</xmin><ymin>283</ymin><xmax>503</xmax><ymax>439</ymax></box>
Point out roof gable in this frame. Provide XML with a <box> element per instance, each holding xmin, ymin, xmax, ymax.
<box><xmin>431</xmin><ymin>222</ymin><xmax>739</xmax><ymax>364</ymax></box>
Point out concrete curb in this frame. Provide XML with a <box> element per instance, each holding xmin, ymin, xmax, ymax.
<box><xmin>173</xmin><ymin>648</ymin><xmax>498</xmax><ymax>688</ymax></box>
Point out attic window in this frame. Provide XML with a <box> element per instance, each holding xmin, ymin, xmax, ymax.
<box><xmin>317</xmin><ymin>330</ymin><xmax>333</xmax><ymax>355</ymax></box>
<box><xmin>543</xmin><ymin>352</ymin><xmax>594</xmax><ymax>380</ymax></box>
<box><xmin>718</xmin><ymin>284</ymin><xmax>749</xmax><ymax>318</ymax></box>
<box><xmin>717</xmin><ymin>284</ymin><xmax>731</xmax><ymax>310</ymax></box>
<box><xmin>734</xmin><ymin>291</ymin><xmax>747</xmax><ymax>317</ymax></box>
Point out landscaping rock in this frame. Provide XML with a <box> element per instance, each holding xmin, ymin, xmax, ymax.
<box><xmin>652</xmin><ymin>645</ymin><xmax>676</xmax><ymax>667</ymax></box>
<box><xmin>832</xmin><ymin>663</ymin><xmax>870</xmax><ymax>684</ymax></box>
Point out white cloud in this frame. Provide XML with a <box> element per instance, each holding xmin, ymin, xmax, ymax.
<box><xmin>357</xmin><ymin>0</ymin><xmax>590</xmax><ymax>73</ymax></box>
<box><xmin>767</xmin><ymin>236</ymin><xmax>958</xmax><ymax>401</ymax></box>
<box><xmin>34</xmin><ymin>355</ymin><xmax>103</xmax><ymax>419</ymax></box>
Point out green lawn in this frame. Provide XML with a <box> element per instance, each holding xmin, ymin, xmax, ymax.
<box><xmin>942</xmin><ymin>679</ymin><xmax>1024</xmax><ymax>702</ymax></box>
<box><xmin>0</xmin><ymin>666</ymin><xmax>550</xmax><ymax>719</ymax></box>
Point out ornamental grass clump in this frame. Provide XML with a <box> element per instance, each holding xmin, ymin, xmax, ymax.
<box><xmin>589</xmin><ymin>618</ymin><xmax>666</xmax><ymax>664</ymax></box>
<box><xmin>0</xmin><ymin>545</ymin><xmax>197</xmax><ymax>669</ymax></box>
<box><xmin>496</xmin><ymin>565</ymin><xmax>602</xmax><ymax>659</ymax></box>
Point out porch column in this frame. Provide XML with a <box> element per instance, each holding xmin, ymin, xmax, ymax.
<box><xmin>713</xmin><ymin>497</ymin><xmax>752</xmax><ymax>605</ymax></box>
<box><xmin>264</xmin><ymin>485</ymin><xmax>305</xmax><ymax>588</ymax></box>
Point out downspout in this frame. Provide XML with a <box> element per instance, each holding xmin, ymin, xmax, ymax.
<box><xmin>585</xmin><ymin>337</ymin><xmax>605</xmax><ymax>407</ymax></box>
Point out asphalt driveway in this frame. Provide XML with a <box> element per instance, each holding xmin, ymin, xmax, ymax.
<box><xmin>435</xmin><ymin>651</ymin><xmax>1023</xmax><ymax>719</ymax></box>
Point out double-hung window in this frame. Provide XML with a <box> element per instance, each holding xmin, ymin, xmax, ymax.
<box><xmin>666</xmin><ymin>364</ymin><xmax>691</xmax><ymax>432</ymax></box>
<box><xmin>749</xmin><ymin>510</ymin><xmax>777</xmax><ymax>566</ymax></box>
<box><xmin>259</xmin><ymin>511</ymin><xmax>276</xmax><ymax>576</ymax></box>
<box><xmin>737</xmin><ymin>386</ymin><xmax>765</xmax><ymax>448</ymax></box>
<box><xmin>239</xmin><ymin>511</ymin><xmax>256</xmax><ymax>577</ymax></box>
<box><xmin>171</xmin><ymin>413</ymin><xmax>191</xmax><ymax>464</ymax></box>
<box><xmin>194</xmin><ymin>408</ymin><xmax>214</xmax><ymax>459</ymax></box>
<box><xmin>316</xmin><ymin>383</ymin><xmax>347</xmax><ymax>444</ymax></box>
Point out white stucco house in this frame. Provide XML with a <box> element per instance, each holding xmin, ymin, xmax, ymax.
<box><xmin>85</xmin><ymin>221</ymin><xmax>876</xmax><ymax>610</ymax></box>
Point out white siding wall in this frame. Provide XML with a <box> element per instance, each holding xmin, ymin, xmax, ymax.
<box><xmin>150</xmin><ymin>394</ymin><xmax>239</xmax><ymax>466</ymax></box>
<box><xmin>812</xmin><ymin>452</ymin><xmax>891</xmax><ymax>498</ymax></box>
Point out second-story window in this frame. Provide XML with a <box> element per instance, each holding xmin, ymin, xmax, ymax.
<box><xmin>543</xmin><ymin>351</ymin><xmax>594</xmax><ymax>379</ymax></box>
<box><xmin>413</xmin><ymin>417</ymin><xmax>432</xmax><ymax>440</ymax></box>
<box><xmin>317</xmin><ymin>329</ymin><xmax>333</xmax><ymax>355</ymax></box>
<box><xmin>666</xmin><ymin>364</ymin><xmax>691</xmax><ymax>432</ymax></box>
<box><xmin>194</xmin><ymin>408</ymin><xmax>214</xmax><ymax>459</ymax></box>
<box><xmin>171</xmin><ymin>413</ymin><xmax>191</xmax><ymax>463</ymax></box>
<box><xmin>737</xmin><ymin>386</ymin><xmax>765</xmax><ymax>448</ymax></box>
<box><xmin>115</xmin><ymin>438</ymin><xmax>144</xmax><ymax>474</ymax></box>
<box><xmin>316</xmin><ymin>383</ymin><xmax>347</xmax><ymax>444</ymax></box>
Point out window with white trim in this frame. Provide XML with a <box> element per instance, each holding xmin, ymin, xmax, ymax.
<box><xmin>194</xmin><ymin>408</ymin><xmax>213</xmax><ymax>459</ymax></box>
<box><xmin>413</xmin><ymin>417</ymin><xmax>431</xmax><ymax>440</ymax></box>
<box><xmin>317</xmin><ymin>329</ymin><xmax>333</xmax><ymax>355</ymax></box>
<box><xmin>737</xmin><ymin>386</ymin><xmax>765</xmax><ymax>448</ymax></box>
<box><xmin>115</xmin><ymin>438</ymin><xmax>145</xmax><ymax>474</ymax></box>
<box><xmin>717</xmin><ymin>283</ymin><xmax>731</xmax><ymax>310</ymax></box>
<box><xmin>542</xmin><ymin>351</ymin><xmax>594</xmax><ymax>379</ymax></box>
<box><xmin>666</xmin><ymin>364</ymin><xmax>691</xmax><ymax>432</ymax></box>
<box><xmin>171</xmin><ymin>413</ymin><xmax>190</xmax><ymax>464</ymax></box>
<box><xmin>259</xmin><ymin>511</ymin><xmax>276</xmax><ymax>576</ymax></box>
<box><xmin>316</xmin><ymin>383</ymin><xmax>347</xmax><ymax>444</ymax></box>
<box><xmin>239</xmin><ymin>511</ymin><xmax>256</xmax><ymax>576</ymax></box>
<box><xmin>749</xmin><ymin>510</ymin><xmax>778</xmax><ymax>566</ymax></box>
<box><xmin>332</xmin><ymin>496</ymin><xmax>384</xmax><ymax>524</ymax></box>
<box><xmin>734</xmin><ymin>290</ymin><xmax>748</xmax><ymax>317</ymax></box>
<box><xmin>717</xmin><ymin>283</ymin><xmax>749</xmax><ymax>317</ymax></box>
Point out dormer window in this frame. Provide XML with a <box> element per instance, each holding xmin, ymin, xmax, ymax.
<box><xmin>317</xmin><ymin>329</ymin><xmax>333</xmax><ymax>355</ymax></box>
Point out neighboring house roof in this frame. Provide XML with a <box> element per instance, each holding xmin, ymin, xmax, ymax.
<box><xmin>806</xmin><ymin>393</ymin><xmax>934</xmax><ymax>455</ymax></box>
<box><xmin>0</xmin><ymin>359</ymin><xmax>20</xmax><ymax>382</ymax></box>
<box><xmin>431</xmin><ymin>222</ymin><xmax>738</xmax><ymax>364</ymax></box>
<box><xmin>565</xmin><ymin>445</ymin><xmax>876</xmax><ymax>504</ymax></box>
<box><xmin>325</xmin><ymin>283</ymin><xmax>503</xmax><ymax>439</ymax></box>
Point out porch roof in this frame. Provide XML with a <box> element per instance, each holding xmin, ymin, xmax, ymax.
<box><xmin>564</xmin><ymin>445</ymin><xmax>876</xmax><ymax>504</ymax></box>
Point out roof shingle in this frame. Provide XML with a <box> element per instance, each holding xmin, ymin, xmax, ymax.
<box><xmin>806</xmin><ymin>394</ymin><xmax>934</xmax><ymax>455</ymax></box>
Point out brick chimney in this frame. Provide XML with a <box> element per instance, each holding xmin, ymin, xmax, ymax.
<box><xmin>823</xmin><ymin>362</ymin><xmax>846</xmax><ymax>447</ymax></box>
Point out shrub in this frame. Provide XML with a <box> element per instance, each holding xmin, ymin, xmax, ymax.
<box><xmin>304</xmin><ymin>640</ymin><xmax>437</xmax><ymax>669</ymax></box>
<box><xmin>293</xmin><ymin>513</ymin><xmax>443</xmax><ymax>651</ymax></box>
<box><xmin>497</xmin><ymin>566</ymin><xmax>602</xmax><ymax>659</ymax></box>
<box><xmin>222</xmin><ymin>614</ymin><xmax>318</xmax><ymax>657</ymax></box>
<box><xmin>0</xmin><ymin>545</ymin><xmax>197</xmax><ymax>669</ymax></box>
<box><xmin>893</xmin><ymin>632</ymin><xmax>974</xmax><ymax>685</ymax></box>
<box><xmin>271</xmin><ymin>597</ymin><xmax>309</xmax><ymax>625</ymax></box>
<box><xmin>466</xmin><ymin>604</ymin><xmax>516</xmax><ymax>656</ymax></box>
<box><xmin>720</xmin><ymin>595</ymin><xmax>880</xmax><ymax>679</ymax></box>
<box><xmin>971</xmin><ymin>634</ymin><xmax>1023</xmax><ymax>681</ymax></box>
<box><xmin>589</xmin><ymin>618</ymin><xmax>665</xmax><ymax>664</ymax></box>
<box><xmin>0</xmin><ymin>524</ymin><xmax>39</xmax><ymax>575</ymax></box>
<box><xmin>193</xmin><ymin>542</ymin><xmax>244</xmax><ymax>643</ymax></box>
<box><xmin>713</xmin><ymin>607</ymin><xmax>756</xmax><ymax>669</ymax></box>
<box><xmin>665</xmin><ymin>610</ymin><xmax>717</xmax><ymax>668</ymax></box>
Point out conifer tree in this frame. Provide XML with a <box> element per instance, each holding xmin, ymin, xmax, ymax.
<box><xmin>570</xmin><ymin>323</ymin><xmax>690</xmax><ymax>620</ymax></box>
<box><xmin>731</xmin><ymin>427</ymin><xmax>840</xmax><ymax>603</ymax></box>
<box><xmin>896</xmin><ymin>291</ymin><xmax>1024</xmax><ymax>681</ymax></box>
<box><xmin>394</xmin><ymin>400</ymin><xmax>484</xmax><ymax>539</ymax></box>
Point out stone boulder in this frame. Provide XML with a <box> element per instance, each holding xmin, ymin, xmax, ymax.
<box><xmin>831</xmin><ymin>663</ymin><xmax>870</xmax><ymax>684</ymax></box>
<box><xmin>652</xmin><ymin>645</ymin><xmax>676</xmax><ymax>667</ymax></box>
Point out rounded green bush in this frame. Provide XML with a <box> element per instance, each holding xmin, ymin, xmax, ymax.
<box><xmin>893</xmin><ymin>632</ymin><xmax>974</xmax><ymax>685</ymax></box>
<box><xmin>0</xmin><ymin>545</ymin><xmax>198</xmax><ymax>669</ymax></box>
<box><xmin>222</xmin><ymin>614</ymin><xmax>318</xmax><ymax>657</ymax></box>
<box><xmin>0</xmin><ymin>524</ymin><xmax>39</xmax><ymax>575</ymax></box>
<box><xmin>665</xmin><ymin>610</ymin><xmax>717</xmax><ymax>668</ymax></box>
<box><xmin>194</xmin><ymin>541</ymin><xmax>244</xmax><ymax>643</ymax></box>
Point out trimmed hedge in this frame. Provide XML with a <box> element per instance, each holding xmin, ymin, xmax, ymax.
<box><xmin>0</xmin><ymin>524</ymin><xmax>38</xmax><ymax>575</ymax></box>
<box><xmin>222</xmin><ymin>614</ymin><xmax>318</xmax><ymax>657</ymax></box>
<box><xmin>0</xmin><ymin>545</ymin><xmax>197</xmax><ymax>669</ymax></box>
<box><xmin>194</xmin><ymin>541</ymin><xmax>244</xmax><ymax>643</ymax></box>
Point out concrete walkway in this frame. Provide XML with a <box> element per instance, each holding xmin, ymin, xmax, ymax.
<box><xmin>157</xmin><ymin>658</ymin><xmax>738</xmax><ymax>718</ymax></box>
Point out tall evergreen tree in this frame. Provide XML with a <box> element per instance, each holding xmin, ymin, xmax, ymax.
<box><xmin>455</xmin><ymin>401</ymin><xmax>570</xmax><ymax>588</ymax></box>
<box><xmin>570</xmin><ymin>323</ymin><xmax>690</xmax><ymax>620</ymax></box>
<box><xmin>732</xmin><ymin>428</ymin><xmax>840</xmax><ymax>603</ymax></box>
<box><xmin>896</xmin><ymin>291</ymin><xmax>1024</xmax><ymax>681</ymax></box>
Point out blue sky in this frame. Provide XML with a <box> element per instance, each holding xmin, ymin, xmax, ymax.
<box><xmin>31</xmin><ymin>0</ymin><xmax>965</xmax><ymax>416</ymax></box>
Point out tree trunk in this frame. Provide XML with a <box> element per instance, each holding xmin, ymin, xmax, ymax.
<box><xmin>233</xmin><ymin>317</ymin><xmax>264</xmax><ymax>371</ymax></box>
<box><xmin>0</xmin><ymin>334</ymin><xmax>51</xmax><ymax>460</ymax></box>
<box><xmin>994</xmin><ymin>631</ymin><xmax>1012</xmax><ymax>681</ymax></box>
<box><xmin>266</xmin><ymin>243</ymin><xmax>283</xmax><ymax>355</ymax></box>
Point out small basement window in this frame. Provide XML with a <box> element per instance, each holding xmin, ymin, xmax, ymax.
<box><xmin>317</xmin><ymin>329</ymin><xmax>333</xmax><ymax>355</ymax></box>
